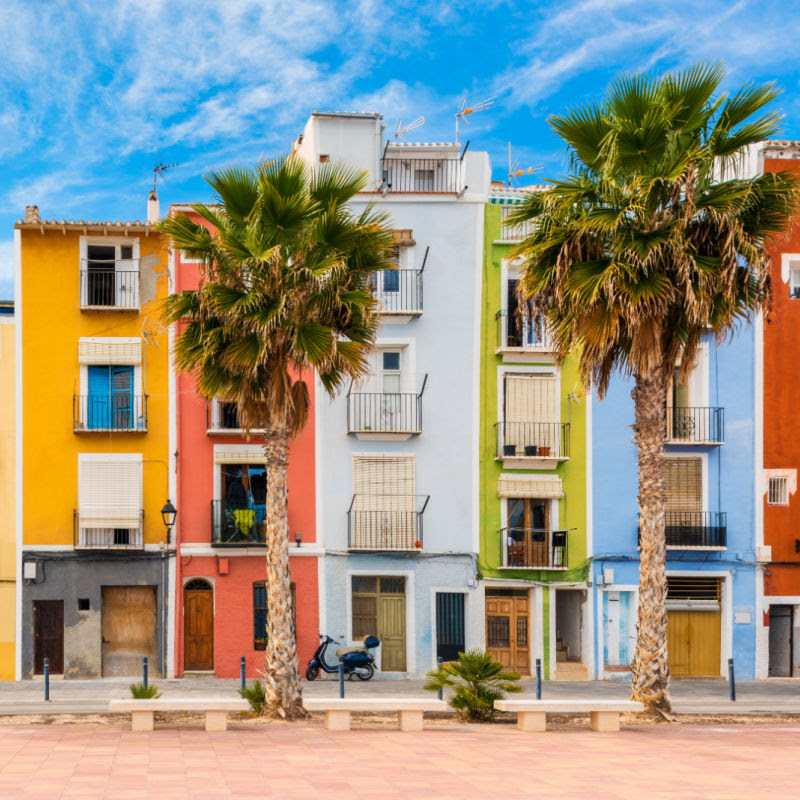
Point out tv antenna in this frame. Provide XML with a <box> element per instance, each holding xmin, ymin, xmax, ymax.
<box><xmin>507</xmin><ymin>143</ymin><xmax>541</xmax><ymax>187</ymax></box>
<box><xmin>153</xmin><ymin>162</ymin><xmax>180</xmax><ymax>193</ymax></box>
<box><xmin>455</xmin><ymin>96</ymin><xmax>495</xmax><ymax>143</ymax></box>
<box><xmin>394</xmin><ymin>116</ymin><xmax>425</xmax><ymax>142</ymax></box>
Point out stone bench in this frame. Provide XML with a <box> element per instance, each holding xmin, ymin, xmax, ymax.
<box><xmin>108</xmin><ymin>698</ymin><xmax>250</xmax><ymax>732</ymax></box>
<box><xmin>494</xmin><ymin>699</ymin><xmax>643</xmax><ymax>732</ymax></box>
<box><xmin>302</xmin><ymin>698</ymin><xmax>448</xmax><ymax>732</ymax></box>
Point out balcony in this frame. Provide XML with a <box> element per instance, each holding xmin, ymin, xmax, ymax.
<box><xmin>665</xmin><ymin>511</ymin><xmax>727</xmax><ymax>549</ymax></box>
<box><xmin>496</xmin><ymin>421</ymin><xmax>570</xmax><ymax>469</ymax></box>
<box><xmin>211</xmin><ymin>500</ymin><xmax>266</xmax><ymax>546</ymax></box>
<box><xmin>666</xmin><ymin>407</ymin><xmax>724</xmax><ymax>445</ymax></box>
<box><xmin>79</xmin><ymin>263</ymin><xmax>140</xmax><ymax>310</ymax></box>
<box><xmin>368</xmin><ymin>267</ymin><xmax>423</xmax><ymax>322</ymax></box>
<box><xmin>347</xmin><ymin>495</ymin><xmax>430</xmax><ymax>551</ymax></box>
<box><xmin>495</xmin><ymin>310</ymin><xmax>553</xmax><ymax>361</ymax></box>
<box><xmin>73</xmin><ymin>395</ymin><xmax>147</xmax><ymax>432</ymax></box>
<box><xmin>498</xmin><ymin>207</ymin><xmax>536</xmax><ymax>241</ymax></box>
<box><xmin>73</xmin><ymin>510</ymin><xmax>144</xmax><ymax>550</ymax></box>
<box><xmin>347</xmin><ymin>375</ymin><xmax>427</xmax><ymax>440</ymax></box>
<box><xmin>380</xmin><ymin>157</ymin><xmax>461</xmax><ymax>193</ymax></box>
<box><xmin>500</xmin><ymin>527</ymin><xmax>568</xmax><ymax>569</ymax></box>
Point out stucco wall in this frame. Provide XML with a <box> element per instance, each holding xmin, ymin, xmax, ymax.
<box><xmin>0</xmin><ymin>319</ymin><xmax>14</xmax><ymax>679</ymax></box>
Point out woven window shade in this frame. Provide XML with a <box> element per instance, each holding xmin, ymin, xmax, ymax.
<box><xmin>214</xmin><ymin>450</ymin><xmax>266</xmax><ymax>465</ymax></box>
<box><xmin>392</xmin><ymin>229</ymin><xmax>415</xmax><ymax>246</ymax></box>
<box><xmin>79</xmin><ymin>339</ymin><xmax>141</xmax><ymax>365</ymax></box>
<box><xmin>504</xmin><ymin>375</ymin><xmax>557</xmax><ymax>448</ymax></box>
<box><xmin>78</xmin><ymin>457</ymin><xmax>142</xmax><ymax>528</ymax></box>
<box><xmin>663</xmin><ymin>457</ymin><xmax>702</xmax><ymax>512</ymax></box>
<box><xmin>498</xmin><ymin>476</ymin><xmax>563</xmax><ymax>499</ymax></box>
<box><xmin>353</xmin><ymin>455</ymin><xmax>415</xmax><ymax>511</ymax></box>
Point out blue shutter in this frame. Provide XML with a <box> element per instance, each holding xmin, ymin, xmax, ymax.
<box><xmin>111</xmin><ymin>366</ymin><xmax>133</xmax><ymax>430</ymax></box>
<box><xmin>87</xmin><ymin>366</ymin><xmax>110</xmax><ymax>430</ymax></box>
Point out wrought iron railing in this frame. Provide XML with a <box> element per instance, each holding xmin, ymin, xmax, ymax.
<box><xmin>211</xmin><ymin>500</ymin><xmax>266</xmax><ymax>545</ymax></box>
<box><xmin>367</xmin><ymin>268</ymin><xmax>423</xmax><ymax>314</ymax></box>
<box><xmin>347</xmin><ymin>375</ymin><xmax>427</xmax><ymax>434</ymax></box>
<box><xmin>79</xmin><ymin>263</ymin><xmax>140</xmax><ymax>309</ymax></box>
<box><xmin>501</xmin><ymin>527</ymin><xmax>568</xmax><ymax>568</ymax></box>
<box><xmin>666</xmin><ymin>406</ymin><xmax>724</xmax><ymax>444</ymax></box>
<box><xmin>73</xmin><ymin>510</ymin><xmax>144</xmax><ymax>549</ymax></box>
<box><xmin>73</xmin><ymin>395</ymin><xmax>147</xmax><ymax>432</ymax></box>
<box><xmin>665</xmin><ymin>511</ymin><xmax>727</xmax><ymax>548</ymax></box>
<box><xmin>380</xmin><ymin>158</ymin><xmax>460</xmax><ymax>192</ymax></box>
<box><xmin>347</xmin><ymin>495</ymin><xmax>430</xmax><ymax>551</ymax></box>
<box><xmin>495</xmin><ymin>309</ymin><xmax>550</xmax><ymax>349</ymax></box>
<box><xmin>496</xmin><ymin>421</ymin><xmax>570</xmax><ymax>459</ymax></box>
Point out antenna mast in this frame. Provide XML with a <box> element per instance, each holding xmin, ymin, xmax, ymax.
<box><xmin>454</xmin><ymin>96</ymin><xmax>495</xmax><ymax>143</ymax></box>
<box><xmin>153</xmin><ymin>162</ymin><xmax>180</xmax><ymax>193</ymax></box>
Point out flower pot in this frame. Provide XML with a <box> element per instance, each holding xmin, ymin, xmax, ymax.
<box><xmin>524</xmin><ymin>445</ymin><xmax>538</xmax><ymax>457</ymax></box>
<box><xmin>503</xmin><ymin>444</ymin><xmax>516</xmax><ymax>457</ymax></box>
<box><xmin>539</xmin><ymin>446</ymin><xmax>550</xmax><ymax>456</ymax></box>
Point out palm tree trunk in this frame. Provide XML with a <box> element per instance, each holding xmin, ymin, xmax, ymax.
<box><xmin>630</xmin><ymin>369</ymin><xmax>671</xmax><ymax>714</ymax></box>
<box><xmin>262</xmin><ymin>421</ymin><xmax>306</xmax><ymax>718</ymax></box>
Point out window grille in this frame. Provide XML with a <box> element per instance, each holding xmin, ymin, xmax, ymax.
<box><xmin>768</xmin><ymin>476</ymin><xmax>790</xmax><ymax>506</ymax></box>
<box><xmin>667</xmin><ymin>576</ymin><xmax>721</xmax><ymax>602</ymax></box>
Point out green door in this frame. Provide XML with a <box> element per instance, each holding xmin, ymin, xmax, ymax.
<box><xmin>352</xmin><ymin>576</ymin><xmax>407</xmax><ymax>672</ymax></box>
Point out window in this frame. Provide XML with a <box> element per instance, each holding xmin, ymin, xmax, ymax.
<box><xmin>77</xmin><ymin>598</ymin><xmax>90</xmax><ymax>611</ymax></box>
<box><xmin>81</xmin><ymin>241</ymin><xmax>139</xmax><ymax>308</ymax></box>
<box><xmin>505</xmin><ymin>279</ymin><xmax>543</xmax><ymax>347</ymax></box>
<box><xmin>790</xmin><ymin>266</ymin><xmax>800</xmax><ymax>299</ymax></box>
<box><xmin>253</xmin><ymin>581</ymin><xmax>295</xmax><ymax>650</ymax></box>
<box><xmin>87</xmin><ymin>365</ymin><xmax>134</xmax><ymax>430</ymax></box>
<box><xmin>218</xmin><ymin>463</ymin><xmax>267</xmax><ymax>543</ymax></box>
<box><xmin>663</xmin><ymin>458</ymin><xmax>702</xmax><ymax>512</ymax></box>
<box><xmin>503</xmin><ymin>374</ymin><xmax>558</xmax><ymax>455</ymax></box>
<box><xmin>381</xmin><ymin>351</ymin><xmax>401</xmax><ymax>393</ymax></box>
<box><xmin>768</xmin><ymin>476</ymin><xmax>790</xmax><ymax>506</ymax></box>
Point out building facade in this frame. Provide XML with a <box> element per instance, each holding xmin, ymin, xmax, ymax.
<box><xmin>0</xmin><ymin>302</ymin><xmax>14</xmax><ymax>679</ymax></box>
<box><xmin>171</xmin><ymin>211</ymin><xmax>320</xmax><ymax>678</ymax></box>
<box><xmin>479</xmin><ymin>191</ymin><xmax>591</xmax><ymax>680</ymax></box>
<box><xmin>14</xmin><ymin>205</ymin><xmax>173</xmax><ymax>679</ymax></box>
<box><xmin>295</xmin><ymin>111</ymin><xmax>489</xmax><ymax>676</ymax></box>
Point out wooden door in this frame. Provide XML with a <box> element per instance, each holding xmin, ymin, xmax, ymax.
<box><xmin>377</xmin><ymin>579</ymin><xmax>407</xmax><ymax>672</ymax></box>
<box><xmin>667</xmin><ymin>610</ymin><xmax>720</xmax><ymax>676</ymax></box>
<box><xmin>33</xmin><ymin>600</ymin><xmax>63</xmax><ymax>674</ymax></box>
<box><xmin>486</xmin><ymin>591</ymin><xmax>530</xmax><ymax>674</ymax></box>
<box><xmin>184</xmin><ymin>583</ymin><xmax>214</xmax><ymax>671</ymax></box>
<box><xmin>101</xmin><ymin>587</ymin><xmax>157</xmax><ymax>677</ymax></box>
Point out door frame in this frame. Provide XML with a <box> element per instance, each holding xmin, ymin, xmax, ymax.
<box><xmin>182</xmin><ymin>576</ymin><xmax>215</xmax><ymax>672</ymax></box>
<box><xmin>481</xmin><ymin>581</ymin><xmax>542</xmax><ymax>675</ymax></box>
<box><xmin>346</xmin><ymin>568</ymin><xmax>414</xmax><ymax>674</ymax></box>
<box><xmin>429</xmin><ymin>587</ymin><xmax>470</xmax><ymax>669</ymax></box>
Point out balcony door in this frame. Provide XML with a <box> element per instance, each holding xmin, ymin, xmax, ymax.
<box><xmin>85</xmin><ymin>243</ymin><xmax>137</xmax><ymax>308</ymax></box>
<box><xmin>87</xmin><ymin>365</ymin><xmax>133</xmax><ymax>430</ymax></box>
<box><xmin>506</xmin><ymin>498</ymin><xmax>548</xmax><ymax>567</ymax></box>
<box><xmin>503</xmin><ymin>374</ymin><xmax>558</xmax><ymax>456</ymax></box>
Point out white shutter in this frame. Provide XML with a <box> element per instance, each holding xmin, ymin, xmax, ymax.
<box><xmin>214</xmin><ymin>449</ymin><xmax>266</xmax><ymax>465</ymax></box>
<box><xmin>504</xmin><ymin>375</ymin><xmax>557</xmax><ymax>450</ymax></box>
<box><xmin>78</xmin><ymin>455</ymin><xmax>142</xmax><ymax>528</ymax></box>
<box><xmin>79</xmin><ymin>338</ymin><xmax>141</xmax><ymax>365</ymax></box>
<box><xmin>498</xmin><ymin>475</ymin><xmax>563</xmax><ymax>499</ymax></box>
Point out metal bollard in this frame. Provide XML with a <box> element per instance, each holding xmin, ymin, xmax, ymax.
<box><xmin>240</xmin><ymin>657</ymin><xmax>246</xmax><ymax>690</ymax></box>
<box><xmin>535</xmin><ymin>658</ymin><xmax>542</xmax><ymax>700</ymax></box>
<box><xmin>338</xmin><ymin>663</ymin><xmax>345</xmax><ymax>699</ymax></box>
<box><xmin>728</xmin><ymin>657</ymin><xmax>736</xmax><ymax>701</ymax></box>
<box><xmin>142</xmin><ymin>656</ymin><xmax>148</xmax><ymax>689</ymax></box>
<box><xmin>437</xmin><ymin>656</ymin><xmax>443</xmax><ymax>700</ymax></box>
<box><xmin>43</xmin><ymin>657</ymin><xmax>50</xmax><ymax>702</ymax></box>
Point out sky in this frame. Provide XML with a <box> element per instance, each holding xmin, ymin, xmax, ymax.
<box><xmin>2</xmin><ymin>0</ymin><xmax>800</xmax><ymax>299</ymax></box>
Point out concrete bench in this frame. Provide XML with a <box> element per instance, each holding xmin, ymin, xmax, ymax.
<box><xmin>108</xmin><ymin>698</ymin><xmax>250</xmax><ymax>732</ymax></box>
<box><xmin>302</xmin><ymin>698</ymin><xmax>448</xmax><ymax>732</ymax></box>
<box><xmin>494</xmin><ymin>699</ymin><xmax>643</xmax><ymax>732</ymax></box>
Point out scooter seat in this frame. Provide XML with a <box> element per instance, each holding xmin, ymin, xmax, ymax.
<box><xmin>335</xmin><ymin>645</ymin><xmax>364</xmax><ymax>657</ymax></box>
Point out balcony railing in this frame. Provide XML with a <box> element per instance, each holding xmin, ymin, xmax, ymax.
<box><xmin>495</xmin><ymin>309</ymin><xmax>550</xmax><ymax>349</ymax></box>
<box><xmin>73</xmin><ymin>510</ymin><xmax>144</xmax><ymax>550</ymax></box>
<box><xmin>380</xmin><ymin>158</ymin><xmax>460</xmax><ymax>193</ymax></box>
<box><xmin>665</xmin><ymin>511</ymin><xmax>727</xmax><ymax>548</ymax></box>
<box><xmin>496</xmin><ymin>421</ymin><xmax>570</xmax><ymax>460</ymax></box>
<box><xmin>499</xmin><ymin>207</ymin><xmax>536</xmax><ymax>240</ymax></box>
<box><xmin>73</xmin><ymin>395</ymin><xmax>147</xmax><ymax>432</ymax></box>
<box><xmin>368</xmin><ymin>269</ymin><xmax>423</xmax><ymax>315</ymax></box>
<box><xmin>211</xmin><ymin>500</ymin><xmax>266</xmax><ymax>546</ymax></box>
<box><xmin>501</xmin><ymin>527</ymin><xmax>568</xmax><ymax>569</ymax></box>
<box><xmin>79</xmin><ymin>262</ymin><xmax>140</xmax><ymax>309</ymax></box>
<box><xmin>347</xmin><ymin>495</ymin><xmax>430</xmax><ymax>551</ymax></box>
<box><xmin>666</xmin><ymin>406</ymin><xmax>724</xmax><ymax>444</ymax></box>
<box><xmin>347</xmin><ymin>375</ymin><xmax>427</xmax><ymax>435</ymax></box>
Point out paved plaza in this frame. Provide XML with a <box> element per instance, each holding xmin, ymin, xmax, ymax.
<box><xmin>0</xmin><ymin>718</ymin><xmax>797</xmax><ymax>798</ymax></box>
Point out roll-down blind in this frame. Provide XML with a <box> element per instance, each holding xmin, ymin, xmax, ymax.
<box><xmin>353</xmin><ymin>455</ymin><xmax>415</xmax><ymax>511</ymax></box>
<box><xmin>498</xmin><ymin>476</ymin><xmax>563</xmax><ymax>499</ymax></box>
<box><xmin>214</xmin><ymin>449</ymin><xmax>266</xmax><ymax>465</ymax></box>
<box><xmin>663</xmin><ymin>458</ymin><xmax>702</xmax><ymax>512</ymax></box>
<box><xmin>78</xmin><ymin>455</ymin><xmax>142</xmax><ymax>528</ymax></box>
<box><xmin>79</xmin><ymin>339</ymin><xmax>141</xmax><ymax>365</ymax></box>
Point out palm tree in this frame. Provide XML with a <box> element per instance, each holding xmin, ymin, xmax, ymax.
<box><xmin>159</xmin><ymin>156</ymin><xmax>395</xmax><ymax>718</ymax></box>
<box><xmin>510</xmin><ymin>64</ymin><xmax>799</xmax><ymax>713</ymax></box>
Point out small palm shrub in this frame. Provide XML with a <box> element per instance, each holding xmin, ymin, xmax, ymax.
<box><xmin>129</xmin><ymin>682</ymin><xmax>161</xmax><ymax>699</ymax></box>
<box><xmin>238</xmin><ymin>681</ymin><xmax>266</xmax><ymax>715</ymax></box>
<box><xmin>423</xmin><ymin>649</ymin><xmax>522</xmax><ymax>722</ymax></box>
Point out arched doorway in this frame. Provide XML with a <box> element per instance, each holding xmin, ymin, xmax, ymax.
<box><xmin>184</xmin><ymin>579</ymin><xmax>214</xmax><ymax>671</ymax></box>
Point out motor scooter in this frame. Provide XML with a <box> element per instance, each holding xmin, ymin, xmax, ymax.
<box><xmin>305</xmin><ymin>634</ymin><xmax>379</xmax><ymax>681</ymax></box>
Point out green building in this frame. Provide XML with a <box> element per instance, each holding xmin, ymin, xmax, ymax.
<box><xmin>479</xmin><ymin>188</ymin><xmax>591</xmax><ymax>680</ymax></box>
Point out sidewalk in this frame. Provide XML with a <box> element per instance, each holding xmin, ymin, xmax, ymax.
<box><xmin>0</xmin><ymin>676</ymin><xmax>798</xmax><ymax>716</ymax></box>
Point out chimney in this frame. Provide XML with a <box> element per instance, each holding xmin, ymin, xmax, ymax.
<box><xmin>147</xmin><ymin>190</ymin><xmax>159</xmax><ymax>223</ymax></box>
<box><xmin>24</xmin><ymin>205</ymin><xmax>39</xmax><ymax>223</ymax></box>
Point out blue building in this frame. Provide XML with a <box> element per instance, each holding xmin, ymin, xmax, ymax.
<box><xmin>591</xmin><ymin>330</ymin><xmax>760</xmax><ymax>679</ymax></box>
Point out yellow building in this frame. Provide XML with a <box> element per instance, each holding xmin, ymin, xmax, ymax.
<box><xmin>0</xmin><ymin>302</ymin><xmax>15</xmax><ymax>680</ymax></box>
<box><xmin>15</xmin><ymin>204</ymin><xmax>173</xmax><ymax>678</ymax></box>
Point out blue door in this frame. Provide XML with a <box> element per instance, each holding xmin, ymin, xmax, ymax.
<box><xmin>88</xmin><ymin>366</ymin><xmax>132</xmax><ymax>430</ymax></box>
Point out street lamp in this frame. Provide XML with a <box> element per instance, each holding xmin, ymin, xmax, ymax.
<box><xmin>161</xmin><ymin>499</ymin><xmax>177</xmax><ymax>543</ymax></box>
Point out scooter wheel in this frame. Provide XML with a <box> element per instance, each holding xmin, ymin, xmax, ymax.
<box><xmin>356</xmin><ymin>664</ymin><xmax>375</xmax><ymax>681</ymax></box>
<box><xmin>305</xmin><ymin>665</ymin><xmax>319</xmax><ymax>681</ymax></box>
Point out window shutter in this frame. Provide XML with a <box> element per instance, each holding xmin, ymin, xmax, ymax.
<box><xmin>78</xmin><ymin>455</ymin><xmax>142</xmax><ymax>528</ymax></box>
<box><xmin>79</xmin><ymin>338</ymin><xmax>141</xmax><ymax>365</ymax></box>
<box><xmin>498</xmin><ymin>475</ymin><xmax>563</xmax><ymax>499</ymax></box>
<box><xmin>214</xmin><ymin>449</ymin><xmax>266</xmax><ymax>465</ymax></box>
<box><xmin>352</xmin><ymin>455</ymin><xmax>415</xmax><ymax>548</ymax></box>
<box><xmin>504</xmin><ymin>375</ymin><xmax>557</xmax><ymax>449</ymax></box>
<box><xmin>663</xmin><ymin>458</ymin><xmax>702</xmax><ymax>512</ymax></box>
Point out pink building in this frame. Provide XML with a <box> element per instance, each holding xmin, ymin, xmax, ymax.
<box><xmin>171</xmin><ymin>206</ymin><xmax>319</xmax><ymax>678</ymax></box>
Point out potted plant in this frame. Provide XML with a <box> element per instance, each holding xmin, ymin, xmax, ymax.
<box><xmin>524</xmin><ymin>445</ymin><xmax>538</xmax><ymax>456</ymax></box>
<box><xmin>503</xmin><ymin>444</ymin><xmax>516</xmax><ymax>457</ymax></box>
<box><xmin>539</xmin><ymin>446</ymin><xmax>550</xmax><ymax>457</ymax></box>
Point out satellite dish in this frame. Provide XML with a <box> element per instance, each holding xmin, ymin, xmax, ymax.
<box><xmin>455</xmin><ymin>96</ymin><xmax>495</xmax><ymax>142</ymax></box>
<box><xmin>394</xmin><ymin>116</ymin><xmax>425</xmax><ymax>142</ymax></box>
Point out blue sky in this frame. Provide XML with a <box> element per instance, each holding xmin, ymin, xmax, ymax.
<box><xmin>2</xmin><ymin>0</ymin><xmax>800</xmax><ymax>299</ymax></box>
